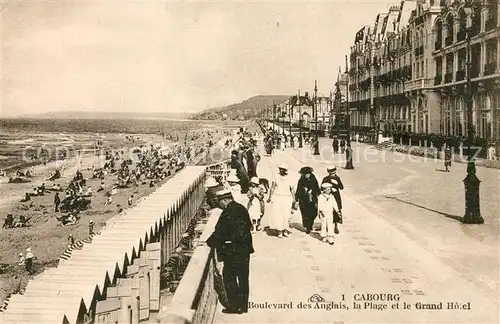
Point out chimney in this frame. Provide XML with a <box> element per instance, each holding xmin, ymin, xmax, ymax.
<box><xmin>304</xmin><ymin>92</ymin><xmax>309</xmax><ymax>98</ymax></box>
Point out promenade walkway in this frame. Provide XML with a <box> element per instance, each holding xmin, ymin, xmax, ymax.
<box><xmin>215</xmin><ymin>146</ymin><xmax>499</xmax><ymax>324</ymax></box>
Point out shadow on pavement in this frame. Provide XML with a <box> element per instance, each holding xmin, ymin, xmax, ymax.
<box><xmin>289</xmin><ymin>222</ymin><xmax>306</xmax><ymax>233</ymax></box>
<box><xmin>384</xmin><ymin>195</ymin><xmax>463</xmax><ymax>222</ymax></box>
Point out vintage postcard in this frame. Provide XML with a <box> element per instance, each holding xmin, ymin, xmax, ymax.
<box><xmin>1</xmin><ymin>1</ymin><xmax>498</xmax><ymax>323</ymax></box>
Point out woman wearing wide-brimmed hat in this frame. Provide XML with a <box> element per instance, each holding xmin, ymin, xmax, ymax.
<box><xmin>267</xmin><ymin>163</ymin><xmax>295</xmax><ymax>238</ymax></box>
<box><xmin>295</xmin><ymin>166</ymin><xmax>320</xmax><ymax>234</ymax></box>
<box><xmin>226</xmin><ymin>171</ymin><xmax>245</xmax><ymax>205</ymax></box>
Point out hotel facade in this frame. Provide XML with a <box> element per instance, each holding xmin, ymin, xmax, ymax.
<box><xmin>347</xmin><ymin>0</ymin><xmax>499</xmax><ymax>154</ymax></box>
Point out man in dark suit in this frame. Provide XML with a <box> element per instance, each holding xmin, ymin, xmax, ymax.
<box><xmin>207</xmin><ymin>189</ymin><xmax>254</xmax><ymax>314</ymax></box>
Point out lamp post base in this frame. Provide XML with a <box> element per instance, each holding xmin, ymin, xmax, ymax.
<box><xmin>462</xmin><ymin>172</ymin><xmax>483</xmax><ymax>224</ymax></box>
<box><xmin>313</xmin><ymin>143</ymin><xmax>320</xmax><ymax>155</ymax></box>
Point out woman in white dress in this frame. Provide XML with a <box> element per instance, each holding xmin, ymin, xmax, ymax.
<box><xmin>247</xmin><ymin>177</ymin><xmax>265</xmax><ymax>233</ymax></box>
<box><xmin>267</xmin><ymin>163</ymin><xmax>295</xmax><ymax>238</ymax></box>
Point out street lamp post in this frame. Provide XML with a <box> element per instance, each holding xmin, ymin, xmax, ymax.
<box><xmin>281</xmin><ymin>106</ymin><xmax>285</xmax><ymax>136</ymax></box>
<box><xmin>463</xmin><ymin>22</ymin><xmax>483</xmax><ymax>224</ymax></box>
<box><xmin>313</xmin><ymin>81</ymin><xmax>320</xmax><ymax>155</ymax></box>
<box><xmin>298</xmin><ymin>90</ymin><xmax>303</xmax><ymax>148</ymax></box>
<box><xmin>289</xmin><ymin>103</ymin><xmax>292</xmax><ymax>139</ymax></box>
<box><xmin>345</xmin><ymin>55</ymin><xmax>354</xmax><ymax>169</ymax></box>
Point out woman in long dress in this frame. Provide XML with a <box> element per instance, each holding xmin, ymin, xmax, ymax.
<box><xmin>267</xmin><ymin>164</ymin><xmax>295</xmax><ymax>238</ymax></box>
<box><xmin>295</xmin><ymin>166</ymin><xmax>320</xmax><ymax>234</ymax></box>
<box><xmin>247</xmin><ymin>177</ymin><xmax>265</xmax><ymax>233</ymax></box>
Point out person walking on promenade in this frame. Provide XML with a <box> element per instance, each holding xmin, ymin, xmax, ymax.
<box><xmin>444</xmin><ymin>146</ymin><xmax>452</xmax><ymax>172</ymax></box>
<box><xmin>321</xmin><ymin>166</ymin><xmax>344</xmax><ymax>220</ymax></box>
<box><xmin>332</xmin><ymin>138</ymin><xmax>339</xmax><ymax>154</ymax></box>
<box><xmin>318</xmin><ymin>182</ymin><xmax>336</xmax><ymax>245</ymax></box>
<box><xmin>267</xmin><ymin>164</ymin><xmax>295</xmax><ymax>238</ymax></box>
<box><xmin>54</xmin><ymin>192</ymin><xmax>61</xmax><ymax>212</ymax></box>
<box><xmin>245</xmin><ymin>143</ymin><xmax>260</xmax><ymax>179</ymax></box>
<box><xmin>345</xmin><ymin>142</ymin><xmax>354</xmax><ymax>170</ymax></box>
<box><xmin>295</xmin><ymin>166</ymin><xmax>320</xmax><ymax>234</ymax></box>
<box><xmin>247</xmin><ymin>177</ymin><xmax>265</xmax><ymax>233</ymax></box>
<box><xmin>231</xmin><ymin>150</ymin><xmax>250</xmax><ymax>193</ymax></box>
<box><xmin>340</xmin><ymin>139</ymin><xmax>346</xmax><ymax>154</ymax></box>
<box><xmin>206</xmin><ymin>189</ymin><xmax>254</xmax><ymax>314</ymax></box>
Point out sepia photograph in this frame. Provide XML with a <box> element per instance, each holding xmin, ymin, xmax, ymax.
<box><xmin>0</xmin><ymin>0</ymin><xmax>499</xmax><ymax>323</ymax></box>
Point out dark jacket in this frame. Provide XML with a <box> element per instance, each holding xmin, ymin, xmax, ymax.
<box><xmin>295</xmin><ymin>175</ymin><xmax>321</xmax><ymax>204</ymax></box>
<box><xmin>231</xmin><ymin>157</ymin><xmax>249</xmax><ymax>184</ymax></box>
<box><xmin>206</xmin><ymin>201</ymin><xmax>254</xmax><ymax>261</ymax></box>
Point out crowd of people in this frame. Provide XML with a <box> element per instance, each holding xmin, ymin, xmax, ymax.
<box><xmin>203</xmin><ymin>125</ymin><xmax>346</xmax><ymax>314</ymax></box>
<box><xmin>1</xmin><ymin>130</ymin><xmax>228</xmax><ymax>279</ymax></box>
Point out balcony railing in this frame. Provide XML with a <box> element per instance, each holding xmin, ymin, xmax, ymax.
<box><xmin>434</xmin><ymin>75</ymin><xmax>442</xmax><ymax>85</ymax></box>
<box><xmin>435</xmin><ymin>41</ymin><xmax>442</xmax><ymax>51</ymax></box>
<box><xmin>445</xmin><ymin>36</ymin><xmax>453</xmax><ymax>46</ymax></box>
<box><xmin>457</xmin><ymin>30</ymin><xmax>466</xmax><ymax>42</ymax></box>
<box><xmin>456</xmin><ymin>70</ymin><xmax>466</xmax><ymax>81</ymax></box>
<box><xmin>485</xmin><ymin>19</ymin><xmax>497</xmax><ymax>31</ymax></box>
<box><xmin>404</xmin><ymin>78</ymin><xmax>431</xmax><ymax>91</ymax></box>
<box><xmin>444</xmin><ymin>72</ymin><xmax>453</xmax><ymax>83</ymax></box>
<box><xmin>484</xmin><ymin>62</ymin><xmax>497</xmax><ymax>75</ymax></box>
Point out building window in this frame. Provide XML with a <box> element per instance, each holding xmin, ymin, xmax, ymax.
<box><xmin>481</xmin><ymin>111</ymin><xmax>492</xmax><ymax>138</ymax></box>
<box><xmin>455</xmin><ymin>99</ymin><xmax>464</xmax><ymax>136</ymax></box>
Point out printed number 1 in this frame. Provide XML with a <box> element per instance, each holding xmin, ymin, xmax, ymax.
<box><xmin>341</xmin><ymin>294</ymin><xmax>345</xmax><ymax>301</ymax></box>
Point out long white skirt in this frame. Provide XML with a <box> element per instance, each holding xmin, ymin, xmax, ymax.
<box><xmin>248</xmin><ymin>199</ymin><xmax>261</xmax><ymax>221</ymax></box>
<box><xmin>267</xmin><ymin>195</ymin><xmax>292</xmax><ymax>231</ymax></box>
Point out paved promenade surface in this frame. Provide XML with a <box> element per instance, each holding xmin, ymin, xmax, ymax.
<box><xmin>215</xmin><ymin>145</ymin><xmax>499</xmax><ymax>324</ymax></box>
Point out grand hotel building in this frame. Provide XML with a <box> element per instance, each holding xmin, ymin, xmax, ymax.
<box><xmin>348</xmin><ymin>0</ymin><xmax>499</xmax><ymax>146</ymax></box>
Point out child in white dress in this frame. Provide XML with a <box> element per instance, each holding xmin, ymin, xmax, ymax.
<box><xmin>247</xmin><ymin>177</ymin><xmax>265</xmax><ymax>233</ymax></box>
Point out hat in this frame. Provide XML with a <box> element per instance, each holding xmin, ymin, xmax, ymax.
<box><xmin>327</xmin><ymin>166</ymin><xmax>337</xmax><ymax>172</ymax></box>
<box><xmin>250</xmin><ymin>177</ymin><xmax>260</xmax><ymax>185</ymax></box>
<box><xmin>278</xmin><ymin>163</ymin><xmax>288</xmax><ymax>170</ymax></box>
<box><xmin>19</xmin><ymin>253</ymin><xmax>24</xmax><ymax>257</ymax></box>
<box><xmin>205</xmin><ymin>177</ymin><xmax>218</xmax><ymax>188</ymax></box>
<box><xmin>89</xmin><ymin>220</ymin><xmax>94</xmax><ymax>223</ymax></box>
<box><xmin>215</xmin><ymin>189</ymin><xmax>233</xmax><ymax>200</ymax></box>
<box><xmin>227</xmin><ymin>174</ymin><xmax>240</xmax><ymax>183</ymax></box>
<box><xmin>299</xmin><ymin>166</ymin><xmax>314</xmax><ymax>174</ymax></box>
<box><xmin>26</xmin><ymin>247</ymin><xmax>31</xmax><ymax>252</ymax></box>
<box><xmin>321</xmin><ymin>182</ymin><xmax>333</xmax><ymax>189</ymax></box>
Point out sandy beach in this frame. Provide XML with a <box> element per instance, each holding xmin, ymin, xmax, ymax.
<box><xmin>0</xmin><ymin>128</ymin><xmax>225</xmax><ymax>303</ymax></box>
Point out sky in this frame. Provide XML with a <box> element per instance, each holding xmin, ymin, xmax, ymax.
<box><xmin>1</xmin><ymin>0</ymin><xmax>396</xmax><ymax>117</ymax></box>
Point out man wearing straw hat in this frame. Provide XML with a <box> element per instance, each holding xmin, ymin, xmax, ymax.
<box><xmin>207</xmin><ymin>189</ymin><xmax>254</xmax><ymax>314</ymax></box>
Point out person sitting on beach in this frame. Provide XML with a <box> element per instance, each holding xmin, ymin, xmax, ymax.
<box><xmin>97</xmin><ymin>182</ymin><xmax>105</xmax><ymax>192</ymax></box>
<box><xmin>3</xmin><ymin>213</ymin><xmax>14</xmax><ymax>228</ymax></box>
<box><xmin>15</xmin><ymin>215</ymin><xmax>30</xmax><ymax>227</ymax></box>
<box><xmin>20</xmin><ymin>193</ymin><xmax>30</xmax><ymax>202</ymax></box>
<box><xmin>85</xmin><ymin>186</ymin><xmax>93</xmax><ymax>196</ymax></box>
<box><xmin>105</xmin><ymin>196</ymin><xmax>113</xmax><ymax>205</ymax></box>
<box><xmin>110</xmin><ymin>186</ymin><xmax>118</xmax><ymax>196</ymax></box>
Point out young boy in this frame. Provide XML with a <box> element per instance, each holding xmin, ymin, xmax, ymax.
<box><xmin>317</xmin><ymin>182</ymin><xmax>337</xmax><ymax>245</ymax></box>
